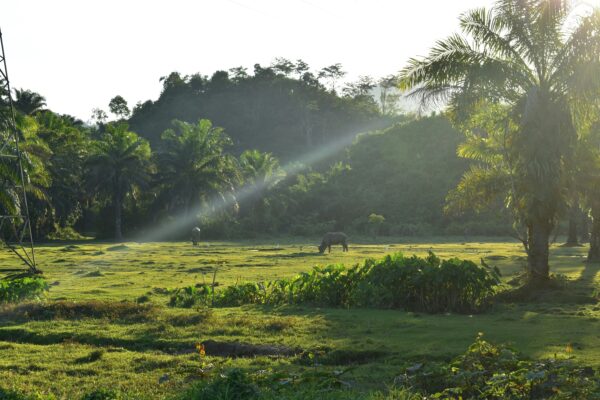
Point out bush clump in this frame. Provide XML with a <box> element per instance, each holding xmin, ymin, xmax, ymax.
<box><xmin>0</xmin><ymin>277</ymin><xmax>48</xmax><ymax>304</ymax></box>
<box><xmin>170</xmin><ymin>252</ymin><xmax>500</xmax><ymax>313</ymax></box>
<box><xmin>399</xmin><ymin>333</ymin><xmax>600</xmax><ymax>399</ymax></box>
<box><xmin>177</xmin><ymin>369</ymin><xmax>259</xmax><ymax>400</ymax></box>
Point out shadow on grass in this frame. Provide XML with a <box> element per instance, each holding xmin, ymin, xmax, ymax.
<box><xmin>264</xmin><ymin>252</ymin><xmax>323</xmax><ymax>259</ymax></box>
<box><xmin>0</xmin><ymin>327</ymin><xmax>188</xmax><ymax>354</ymax></box>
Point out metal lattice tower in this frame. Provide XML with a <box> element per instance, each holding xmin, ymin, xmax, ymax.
<box><xmin>0</xmin><ymin>27</ymin><xmax>38</xmax><ymax>274</ymax></box>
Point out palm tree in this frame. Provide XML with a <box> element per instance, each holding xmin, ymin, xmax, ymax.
<box><xmin>400</xmin><ymin>0</ymin><xmax>600</xmax><ymax>283</ymax></box>
<box><xmin>238</xmin><ymin>149</ymin><xmax>285</xmax><ymax>217</ymax></box>
<box><xmin>13</xmin><ymin>89</ymin><xmax>46</xmax><ymax>115</ymax></box>
<box><xmin>573</xmin><ymin>117</ymin><xmax>600</xmax><ymax>262</ymax></box>
<box><xmin>86</xmin><ymin>123</ymin><xmax>151</xmax><ymax>241</ymax></box>
<box><xmin>157</xmin><ymin>119</ymin><xmax>238</xmax><ymax>220</ymax></box>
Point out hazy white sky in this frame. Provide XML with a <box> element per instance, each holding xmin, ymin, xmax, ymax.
<box><xmin>2</xmin><ymin>0</ymin><xmax>598</xmax><ymax>120</ymax></box>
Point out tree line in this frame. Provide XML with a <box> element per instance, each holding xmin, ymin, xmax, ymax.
<box><xmin>0</xmin><ymin>58</ymin><xmax>510</xmax><ymax>245</ymax></box>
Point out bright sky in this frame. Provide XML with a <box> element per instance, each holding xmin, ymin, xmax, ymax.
<box><xmin>2</xmin><ymin>0</ymin><xmax>599</xmax><ymax>121</ymax></box>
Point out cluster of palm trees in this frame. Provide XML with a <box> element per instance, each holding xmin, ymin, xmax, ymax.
<box><xmin>0</xmin><ymin>86</ymin><xmax>286</xmax><ymax>242</ymax></box>
<box><xmin>401</xmin><ymin>0</ymin><xmax>600</xmax><ymax>283</ymax></box>
<box><xmin>86</xmin><ymin>119</ymin><xmax>284</xmax><ymax>240</ymax></box>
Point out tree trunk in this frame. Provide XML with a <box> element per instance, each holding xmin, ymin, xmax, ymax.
<box><xmin>588</xmin><ymin>206</ymin><xmax>600</xmax><ymax>263</ymax></box>
<box><xmin>565</xmin><ymin>216</ymin><xmax>579</xmax><ymax>246</ymax></box>
<box><xmin>580</xmin><ymin>213</ymin><xmax>590</xmax><ymax>244</ymax></box>
<box><xmin>527</xmin><ymin>221</ymin><xmax>551</xmax><ymax>282</ymax></box>
<box><xmin>114</xmin><ymin>177</ymin><xmax>123</xmax><ymax>242</ymax></box>
<box><xmin>114</xmin><ymin>194</ymin><xmax>123</xmax><ymax>242</ymax></box>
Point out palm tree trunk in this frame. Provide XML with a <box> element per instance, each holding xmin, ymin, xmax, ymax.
<box><xmin>566</xmin><ymin>218</ymin><xmax>579</xmax><ymax>246</ymax></box>
<box><xmin>581</xmin><ymin>213</ymin><xmax>590</xmax><ymax>244</ymax></box>
<box><xmin>114</xmin><ymin>195</ymin><xmax>123</xmax><ymax>242</ymax></box>
<box><xmin>588</xmin><ymin>206</ymin><xmax>600</xmax><ymax>263</ymax></box>
<box><xmin>114</xmin><ymin>178</ymin><xmax>123</xmax><ymax>242</ymax></box>
<box><xmin>527</xmin><ymin>220</ymin><xmax>551</xmax><ymax>282</ymax></box>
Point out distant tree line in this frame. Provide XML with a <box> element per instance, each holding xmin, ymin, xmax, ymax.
<box><xmin>8</xmin><ymin>53</ymin><xmax>593</xmax><ymax>248</ymax></box>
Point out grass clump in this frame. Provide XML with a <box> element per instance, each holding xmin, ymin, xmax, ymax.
<box><xmin>0</xmin><ymin>277</ymin><xmax>48</xmax><ymax>304</ymax></box>
<box><xmin>170</xmin><ymin>252</ymin><xmax>500</xmax><ymax>313</ymax></box>
<box><xmin>0</xmin><ymin>387</ymin><xmax>47</xmax><ymax>400</ymax></box>
<box><xmin>2</xmin><ymin>300</ymin><xmax>156</xmax><ymax>321</ymax></box>
<box><xmin>75</xmin><ymin>350</ymin><xmax>105</xmax><ymax>364</ymax></box>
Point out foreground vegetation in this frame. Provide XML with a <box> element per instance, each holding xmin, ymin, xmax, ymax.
<box><xmin>1</xmin><ymin>239</ymin><xmax>600</xmax><ymax>398</ymax></box>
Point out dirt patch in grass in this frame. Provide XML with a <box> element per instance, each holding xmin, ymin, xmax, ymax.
<box><xmin>1</xmin><ymin>300</ymin><xmax>157</xmax><ymax>322</ymax></box>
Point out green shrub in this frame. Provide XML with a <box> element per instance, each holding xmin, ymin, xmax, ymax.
<box><xmin>0</xmin><ymin>387</ymin><xmax>47</xmax><ymax>400</ymax></box>
<box><xmin>170</xmin><ymin>252</ymin><xmax>500</xmax><ymax>313</ymax></box>
<box><xmin>398</xmin><ymin>333</ymin><xmax>600</xmax><ymax>399</ymax></box>
<box><xmin>177</xmin><ymin>369</ymin><xmax>259</xmax><ymax>400</ymax></box>
<box><xmin>80</xmin><ymin>389</ymin><xmax>125</xmax><ymax>400</ymax></box>
<box><xmin>169</xmin><ymin>285</ymin><xmax>212</xmax><ymax>308</ymax></box>
<box><xmin>0</xmin><ymin>277</ymin><xmax>48</xmax><ymax>304</ymax></box>
<box><xmin>46</xmin><ymin>224</ymin><xmax>87</xmax><ymax>240</ymax></box>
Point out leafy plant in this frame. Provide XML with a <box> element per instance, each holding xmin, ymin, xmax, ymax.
<box><xmin>0</xmin><ymin>277</ymin><xmax>48</xmax><ymax>304</ymax></box>
<box><xmin>398</xmin><ymin>333</ymin><xmax>600</xmax><ymax>399</ymax></box>
<box><xmin>177</xmin><ymin>369</ymin><xmax>259</xmax><ymax>400</ymax></box>
<box><xmin>170</xmin><ymin>252</ymin><xmax>500</xmax><ymax>313</ymax></box>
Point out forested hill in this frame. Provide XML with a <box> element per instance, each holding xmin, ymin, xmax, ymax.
<box><xmin>128</xmin><ymin>64</ymin><xmax>392</xmax><ymax>161</ymax></box>
<box><xmin>275</xmin><ymin>115</ymin><xmax>511</xmax><ymax>237</ymax></box>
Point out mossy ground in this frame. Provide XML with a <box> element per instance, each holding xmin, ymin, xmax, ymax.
<box><xmin>0</xmin><ymin>238</ymin><xmax>598</xmax><ymax>398</ymax></box>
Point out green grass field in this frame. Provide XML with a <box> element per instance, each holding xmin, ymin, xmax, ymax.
<box><xmin>1</xmin><ymin>238</ymin><xmax>599</xmax><ymax>399</ymax></box>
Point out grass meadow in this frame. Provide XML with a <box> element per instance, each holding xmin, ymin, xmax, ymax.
<box><xmin>0</xmin><ymin>238</ymin><xmax>598</xmax><ymax>398</ymax></box>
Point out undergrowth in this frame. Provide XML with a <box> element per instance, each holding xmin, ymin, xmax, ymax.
<box><xmin>170</xmin><ymin>252</ymin><xmax>501</xmax><ymax>313</ymax></box>
<box><xmin>0</xmin><ymin>277</ymin><xmax>48</xmax><ymax>304</ymax></box>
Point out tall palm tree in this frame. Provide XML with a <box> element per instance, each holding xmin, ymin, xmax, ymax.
<box><xmin>87</xmin><ymin>123</ymin><xmax>151</xmax><ymax>241</ymax></box>
<box><xmin>157</xmin><ymin>119</ymin><xmax>238</xmax><ymax>220</ymax></box>
<box><xmin>400</xmin><ymin>0</ymin><xmax>600</xmax><ymax>283</ymax></box>
<box><xmin>13</xmin><ymin>89</ymin><xmax>46</xmax><ymax>115</ymax></box>
<box><xmin>0</xmin><ymin>114</ymin><xmax>51</xmax><ymax>228</ymax></box>
<box><xmin>238</xmin><ymin>149</ymin><xmax>285</xmax><ymax>217</ymax></box>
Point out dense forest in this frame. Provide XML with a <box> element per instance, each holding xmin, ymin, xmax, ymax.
<box><xmin>1</xmin><ymin>58</ymin><xmax>567</xmax><ymax>243</ymax></box>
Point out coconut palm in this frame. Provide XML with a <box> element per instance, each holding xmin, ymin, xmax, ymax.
<box><xmin>13</xmin><ymin>89</ymin><xmax>46</xmax><ymax>115</ymax></box>
<box><xmin>157</xmin><ymin>119</ymin><xmax>239</xmax><ymax>220</ymax></box>
<box><xmin>86</xmin><ymin>122</ymin><xmax>151</xmax><ymax>241</ymax></box>
<box><xmin>400</xmin><ymin>0</ymin><xmax>600</xmax><ymax>283</ymax></box>
<box><xmin>238</xmin><ymin>149</ymin><xmax>285</xmax><ymax>217</ymax></box>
